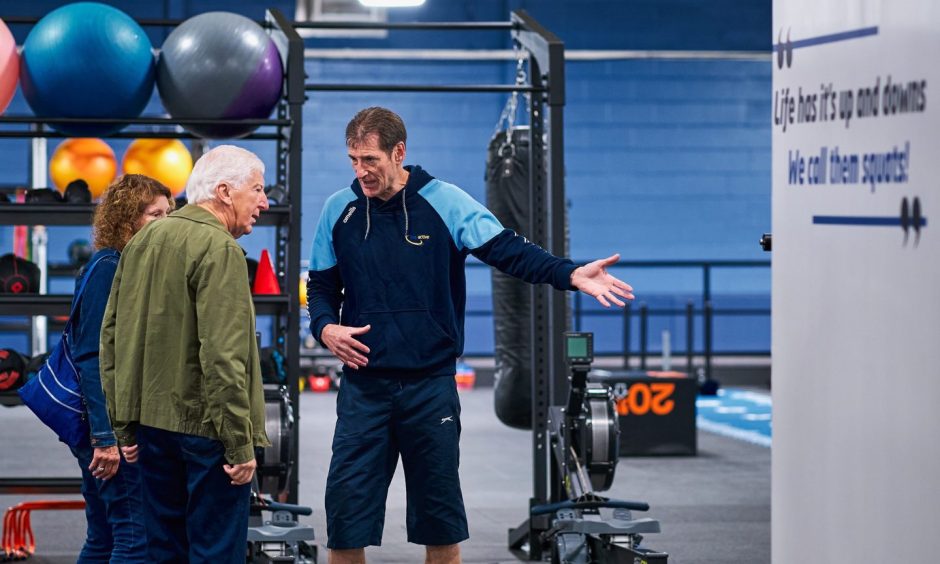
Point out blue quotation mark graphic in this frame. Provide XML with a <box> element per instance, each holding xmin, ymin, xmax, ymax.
<box><xmin>812</xmin><ymin>197</ymin><xmax>926</xmax><ymax>246</ymax></box>
<box><xmin>775</xmin><ymin>26</ymin><xmax>879</xmax><ymax>69</ymax></box>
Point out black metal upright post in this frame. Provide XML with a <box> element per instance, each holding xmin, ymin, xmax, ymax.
<box><xmin>686</xmin><ymin>300</ymin><xmax>695</xmax><ymax>373</ymax></box>
<box><xmin>573</xmin><ymin>291</ymin><xmax>582</xmax><ymax>331</ymax></box>
<box><xmin>623</xmin><ymin>302</ymin><xmax>632</xmax><ymax>369</ymax></box>
<box><xmin>704</xmin><ymin>301</ymin><xmax>714</xmax><ymax>382</ymax></box>
<box><xmin>639</xmin><ymin>303</ymin><xmax>649</xmax><ymax>370</ymax></box>
<box><xmin>509</xmin><ymin>10</ymin><xmax>566</xmax><ymax>560</ymax></box>
<box><xmin>266</xmin><ymin>8</ymin><xmax>304</xmax><ymax>505</ymax></box>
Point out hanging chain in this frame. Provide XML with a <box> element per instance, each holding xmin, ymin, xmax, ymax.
<box><xmin>494</xmin><ymin>47</ymin><xmax>529</xmax><ymax>138</ymax></box>
<box><xmin>494</xmin><ymin>47</ymin><xmax>529</xmax><ymax>178</ymax></box>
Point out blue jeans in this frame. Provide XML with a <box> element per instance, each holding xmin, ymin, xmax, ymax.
<box><xmin>70</xmin><ymin>446</ymin><xmax>147</xmax><ymax>563</ymax></box>
<box><xmin>137</xmin><ymin>425</ymin><xmax>251</xmax><ymax>564</ymax></box>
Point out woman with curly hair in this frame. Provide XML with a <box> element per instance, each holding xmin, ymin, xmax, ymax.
<box><xmin>69</xmin><ymin>173</ymin><xmax>173</xmax><ymax>562</ymax></box>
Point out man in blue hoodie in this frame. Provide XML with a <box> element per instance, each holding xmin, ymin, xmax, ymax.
<box><xmin>308</xmin><ymin>107</ymin><xmax>634</xmax><ymax>564</ymax></box>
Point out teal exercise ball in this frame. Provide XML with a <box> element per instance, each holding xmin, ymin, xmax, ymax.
<box><xmin>20</xmin><ymin>2</ymin><xmax>155</xmax><ymax>136</ymax></box>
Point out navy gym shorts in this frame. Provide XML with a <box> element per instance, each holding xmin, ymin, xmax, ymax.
<box><xmin>324</xmin><ymin>372</ymin><xmax>469</xmax><ymax>549</ymax></box>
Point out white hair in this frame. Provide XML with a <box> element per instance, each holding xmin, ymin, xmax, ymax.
<box><xmin>185</xmin><ymin>145</ymin><xmax>265</xmax><ymax>204</ymax></box>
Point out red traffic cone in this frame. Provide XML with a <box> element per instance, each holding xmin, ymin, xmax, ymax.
<box><xmin>253</xmin><ymin>249</ymin><xmax>281</xmax><ymax>295</ymax></box>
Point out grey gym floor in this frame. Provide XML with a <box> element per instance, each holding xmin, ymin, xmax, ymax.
<box><xmin>1</xmin><ymin>387</ymin><xmax>769</xmax><ymax>563</ymax></box>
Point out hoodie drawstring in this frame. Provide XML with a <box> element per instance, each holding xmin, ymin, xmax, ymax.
<box><xmin>403</xmin><ymin>189</ymin><xmax>423</xmax><ymax>246</ymax></box>
<box><xmin>364</xmin><ymin>187</ymin><xmax>422</xmax><ymax>245</ymax></box>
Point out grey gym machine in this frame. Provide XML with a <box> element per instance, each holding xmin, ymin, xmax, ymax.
<box><xmin>515</xmin><ymin>332</ymin><xmax>668</xmax><ymax>563</ymax></box>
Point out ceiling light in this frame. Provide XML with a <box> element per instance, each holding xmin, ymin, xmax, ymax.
<box><xmin>358</xmin><ymin>0</ymin><xmax>425</xmax><ymax>7</ymax></box>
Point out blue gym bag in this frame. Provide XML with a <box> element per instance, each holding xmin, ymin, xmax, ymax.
<box><xmin>18</xmin><ymin>255</ymin><xmax>110</xmax><ymax>448</ymax></box>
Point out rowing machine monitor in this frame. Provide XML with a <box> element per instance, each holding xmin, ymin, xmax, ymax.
<box><xmin>565</xmin><ymin>332</ymin><xmax>593</xmax><ymax>367</ymax></box>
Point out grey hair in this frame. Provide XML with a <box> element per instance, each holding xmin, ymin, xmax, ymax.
<box><xmin>185</xmin><ymin>145</ymin><xmax>265</xmax><ymax>204</ymax></box>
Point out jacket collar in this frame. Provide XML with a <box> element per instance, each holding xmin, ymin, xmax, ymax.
<box><xmin>91</xmin><ymin>247</ymin><xmax>120</xmax><ymax>260</ymax></box>
<box><xmin>172</xmin><ymin>204</ymin><xmax>233</xmax><ymax>237</ymax></box>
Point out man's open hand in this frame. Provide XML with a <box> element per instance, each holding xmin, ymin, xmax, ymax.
<box><xmin>321</xmin><ymin>323</ymin><xmax>372</xmax><ymax>369</ymax></box>
<box><xmin>571</xmin><ymin>253</ymin><xmax>635</xmax><ymax>307</ymax></box>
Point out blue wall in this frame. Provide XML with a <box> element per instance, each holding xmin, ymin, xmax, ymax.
<box><xmin>0</xmin><ymin>0</ymin><xmax>771</xmax><ymax>356</ymax></box>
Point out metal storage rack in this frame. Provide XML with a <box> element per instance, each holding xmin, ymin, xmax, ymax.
<box><xmin>0</xmin><ymin>8</ymin><xmax>305</xmax><ymax>505</ymax></box>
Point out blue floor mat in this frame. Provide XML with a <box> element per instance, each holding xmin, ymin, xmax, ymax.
<box><xmin>696</xmin><ymin>388</ymin><xmax>772</xmax><ymax>447</ymax></box>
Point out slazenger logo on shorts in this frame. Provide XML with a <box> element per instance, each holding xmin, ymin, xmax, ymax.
<box><xmin>343</xmin><ymin>206</ymin><xmax>356</xmax><ymax>223</ymax></box>
<box><xmin>440</xmin><ymin>416</ymin><xmax>454</xmax><ymax>425</ymax></box>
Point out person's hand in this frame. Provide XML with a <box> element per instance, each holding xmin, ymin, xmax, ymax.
<box><xmin>89</xmin><ymin>445</ymin><xmax>120</xmax><ymax>480</ymax></box>
<box><xmin>121</xmin><ymin>444</ymin><xmax>139</xmax><ymax>464</ymax></box>
<box><xmin>321</xmin><ymin>323</ymin><xmax>371</xmax><ymax>369</ymax></box>
<box><xmin>570</xmin><ymin>253</ymin><xmax>635</xmax><ymax>307</ymax></box>
<box><xmin>224</xmin><ymin>458</ymin><xmax>257</xmax><ymax>486</ymax></box>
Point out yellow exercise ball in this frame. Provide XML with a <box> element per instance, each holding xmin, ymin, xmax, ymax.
<box><xmin>49</xmin><ymin>138</ymin><xmax>117</xmax><ymax>199</ymax></box>
<box><xmin>122</xmin><ymin>139</ymin><xmax>193</xmax><ymax>197</ymax></box>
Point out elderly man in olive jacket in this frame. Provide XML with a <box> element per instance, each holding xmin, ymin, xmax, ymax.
<box><xmin>100</xmin><ymin>145</ymin><xmax>271</xmax><ymax>563</ymax></box>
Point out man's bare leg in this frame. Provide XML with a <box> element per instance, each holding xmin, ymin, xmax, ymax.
<box><xmin>329</xmin><ymin>548</ymin><xmax>366</xmax><ymax>564</ymax></box>
<box><xmin>426</xmin><ymin>543</ymin><xmax>460</xmax><ymax>564</ymax></box>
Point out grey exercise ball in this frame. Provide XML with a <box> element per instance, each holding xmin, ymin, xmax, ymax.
<box><xmin>157</xmin><ymin>12</ymin><xmax>284</xmax><ymax>139</ymax></box>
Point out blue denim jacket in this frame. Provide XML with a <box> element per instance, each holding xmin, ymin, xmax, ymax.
<box><xmin>69</xmin><ymin>248</ymin><xmax>120</xmax><ymax>448</ymax></box>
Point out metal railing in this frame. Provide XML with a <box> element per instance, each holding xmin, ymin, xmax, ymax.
<box><xmin>465</xmin><ymin>259</ymin><xmax>771</xmax><ymax>378</ymax></box>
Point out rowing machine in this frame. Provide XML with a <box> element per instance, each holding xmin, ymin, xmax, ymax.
<box><xmin>534</xmin><ymin>332</ymin><xmax>668</xmax><ymax>563</ymax></box>
<box><xmin>247</xmin><ymin>478</ymin><xmax>317</xmax><ymax>563</ymax></box>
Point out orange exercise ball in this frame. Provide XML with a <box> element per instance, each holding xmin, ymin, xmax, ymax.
<box><xmin>49</xmin><ymin>138</ymin><xmax>117</xmax><ymax>199</ymax></box>
<box><xmin>122</xmin><ymin>139</ymin><xmax>193</xmax><ymax>197</ymax></box>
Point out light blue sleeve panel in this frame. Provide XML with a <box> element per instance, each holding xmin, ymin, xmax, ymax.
<box><xmin>309</xmin><ymin>188</ymin><xmax>358</xmax><ymax>271</ymax></box>
<box><xmin>417</xmin><ymin>180</ymin><xmax>504</xmax><ymax>251</ymax></box>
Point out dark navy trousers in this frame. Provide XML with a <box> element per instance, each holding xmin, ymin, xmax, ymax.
<box><xmin>137</xmin><ymin>426</ymin><xmax>251</xmax><ymax>563</ymax></box>
<box><xmin>325</xmin><ymin>373</ymin><xmax>468</xmax><ymax>549</ymax></box>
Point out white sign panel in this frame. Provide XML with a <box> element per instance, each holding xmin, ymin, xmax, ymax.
<box><xmin>772</xmin><ymin>0</ymin><xmax>940</xmax><ymax>562</ymax></box>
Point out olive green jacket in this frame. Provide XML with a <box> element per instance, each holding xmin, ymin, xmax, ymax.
<box><xmin>100</xmin><ymin>205</ymin><xmax>270</xmax><ymax>464</ymax></box>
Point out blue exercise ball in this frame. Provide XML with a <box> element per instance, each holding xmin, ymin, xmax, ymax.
<box><xmin>157</xmin><ymin>12</ymin><xmax>284</xmax><ymax>139</ymax></box>
<box><xmin>20</xmin><ymin>2</ymin><xmax>155</xmax><ymax>137</ymax></box>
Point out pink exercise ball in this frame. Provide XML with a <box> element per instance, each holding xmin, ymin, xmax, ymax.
<box><xmin>0</xmin><ymin>19</ymin><xmax>18</xmax><ymax>115</ymax></box>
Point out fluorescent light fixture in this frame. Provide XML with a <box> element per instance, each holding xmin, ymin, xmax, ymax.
<box><xmin>358</xmin><ymin>0</ymin><xmax>425</xmax><ymax>7</ymax></box>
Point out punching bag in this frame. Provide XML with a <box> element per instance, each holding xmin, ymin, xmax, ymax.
<box><xmin>486</xmin><ymin>127</ymin><xmax>533</xmax><ymax>429</ymax></box>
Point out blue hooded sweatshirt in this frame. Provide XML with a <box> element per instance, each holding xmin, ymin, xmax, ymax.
<box><xmin>307</xmin><ymin>165</ymin><xmax>577</xmax><ymax>377</ymax></box>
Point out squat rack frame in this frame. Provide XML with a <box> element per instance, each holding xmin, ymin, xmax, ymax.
<box><xmin>300</xmin><ymin>10</ymin><xmax>567</xmax><ymax>560</ymax></box>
